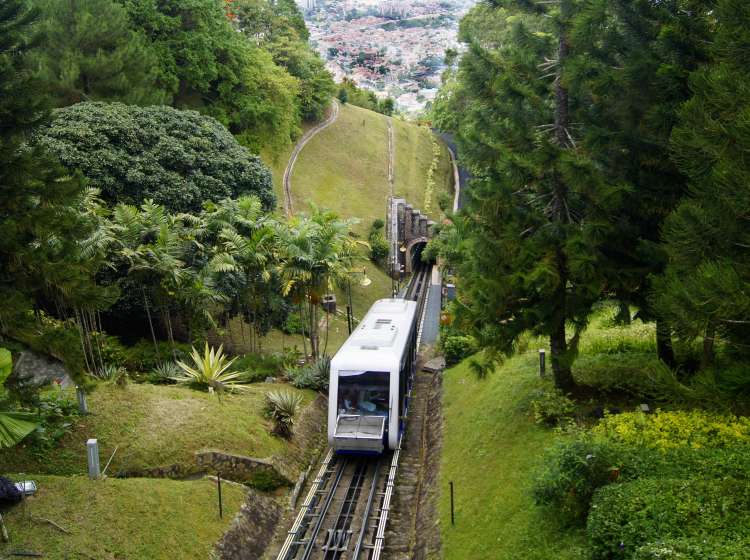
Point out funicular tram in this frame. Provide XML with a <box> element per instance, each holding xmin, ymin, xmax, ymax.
<box><xmin>327</xmin><ymin>298</ymin><xmax>419</xmax><ymax>454</ymax></box>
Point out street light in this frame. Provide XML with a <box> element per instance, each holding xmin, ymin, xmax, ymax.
<box><xmin>346</xmin><ymin>268</ymin><xmax>371</xmax><ymax>334</ymax></box>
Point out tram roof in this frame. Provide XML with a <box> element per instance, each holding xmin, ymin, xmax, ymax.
<box><xmin>331</xmin><ymin>298</ymin><xmax>418</xmax><ymax>372</ymax></box>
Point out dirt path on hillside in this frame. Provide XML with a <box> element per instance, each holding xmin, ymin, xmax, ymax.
<box><xmin>282</xmin><ymin>100</ymin><xmax>340</xmax><ymax>217</ymax></box>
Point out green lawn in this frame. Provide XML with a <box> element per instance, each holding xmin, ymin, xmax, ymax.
<box><xmin>1</xmin><ymin>475</ymin><xmax>246</xmax><ymax>559</ymax></box>
<box><xmin>1</xmin><ymin>383</ymin><xmax>313</xmax><ymax>476</ymax></box>
<box><xmin>392</xmin><ymin>118</ymin><xmax>454</xmax><ymax>220</ymax></box>
<box><xmin>440</xmin><ymin>353</ymin><xmax>587</xmax><ymax>560</ymax></box>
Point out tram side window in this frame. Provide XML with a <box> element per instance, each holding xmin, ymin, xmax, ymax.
<box><xmin>338</xmin><ymin>371</ymin><xmax>389</xmax><ymax>416</ymax></box>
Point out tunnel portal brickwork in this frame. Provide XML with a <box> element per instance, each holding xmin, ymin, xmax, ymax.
<box><xmin>387</xmin><ymin>197</ymin><xmax>435</xmax><ymax>277</ymax></box>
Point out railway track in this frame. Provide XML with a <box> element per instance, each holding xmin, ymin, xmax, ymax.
<box><xmin>276</xmin><ymin>265</ymin><xmax>431</xmax><ymax>560</ymax></box>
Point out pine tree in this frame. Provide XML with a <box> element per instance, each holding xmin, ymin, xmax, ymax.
<box><xmin>0</xmin><ymin>0</ymin><xmax>87</xmax><ymax>329</ymax></box>
<box><xmin>568</xmin><ymin>0</ymin><xmax>712</xmax><ymax>366</ymax></box>
<box><xmin>654</xmin><ymin>0</ymin><xmax>750</xmax><ymax>365</ymax></box>
<box><xmin>432</xmin><ymin>1</ymin><xmax>617</xmax><ymax>390</ymax></box>
<box><xmin>33</xmin><ymin>0</ymin><xmax>167</xmax><ymax>106</ymax></box>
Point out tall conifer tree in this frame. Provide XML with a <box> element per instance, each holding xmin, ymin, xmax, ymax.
<box><xmin>655</xmin><ymin>0</ymin><xmax>750</xmax><ymax>365</ymax></box>
<box><xmin>432</xmin><ymin>1</ymin><xmax>618</xmax><ymax>390</ymax></box>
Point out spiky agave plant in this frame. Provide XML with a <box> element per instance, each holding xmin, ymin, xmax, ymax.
<box><xmin>173</xmin><ymin>343</ymin><xmax>245</xmax><ymax>397</ymax></box>
<box><xmin>264</xmin><ymin>390</ymin><xmax>303</xmax><ymax>438</ymax></box>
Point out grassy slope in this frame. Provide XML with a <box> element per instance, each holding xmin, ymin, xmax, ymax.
<box><xmin>1</xmin><ymin>383</ymin><xmax>313</xmax><ymax>475</ymax></box>
<box><xmin>2</xmin><ymin>475</ymin><xmax>245</xmax><ymax>559</ymax></box>
<box><xmin>253</xmin><ymin>104</ymin><xmax>452</xmax><ymax>355</ymax></box>
<box><xmin>289</xmin><ymin>103</ymin><xmax>390</xmax><ymax>235</ymax></box>
<box><xmin>439</xmin><ymin>306</ymin><xmax>662</xmax><ymax>559</ymax></box>
<box><xmin>439</xmin><ymin>352</ymin><xmax>587</xmax><ymax>560</ymax></box>
<box><xmin>392</xmin><ymin>118</ymin><xmax>454</xmax><ymax>220</ymax></box>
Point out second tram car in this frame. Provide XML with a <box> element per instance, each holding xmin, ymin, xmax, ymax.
<box><xmin>327</xmin><ymin>298</ymin><xmax>419</xmax><ymax>453</ymax></box>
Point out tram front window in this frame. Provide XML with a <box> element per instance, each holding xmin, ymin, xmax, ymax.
<box><xmin>337</xmin><ymin>370</ymin><xmax>389</xmax><ymax>416</ymax></box>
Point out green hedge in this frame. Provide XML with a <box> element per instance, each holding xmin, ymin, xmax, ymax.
<box><xmin>587</xmin><ymin>477</ymin><xmax>750</xmax><ymax>560</ymax></box>
<box><xmin>533</xmin><ymin>439</ymin><xmax>750</xmax><ymax>526</ymax></box>
<box><xmin>632</xmin><ymin>538</ymin><xmax>750</xmax><ymax>560</ymax></box>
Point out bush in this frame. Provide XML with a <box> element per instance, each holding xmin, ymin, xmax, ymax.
<box><xmin>442</xmin><ymin>335</ymin><xmax>478</xmax><ymax>366</ymax></box>
<box><xmin>368</xmin><ymin>232</ymin><xmax>389</xmax><ymax>266</ymax></box>
<box><xmin>587</xmin><ymin>477</ymin><xmax>750</xmax><ymax>560</ymax></box>
<box><xmin>287</xmin><ymin>355</ymin><xmax>330</xmax><ymax>391</ymax></box>
<box><xmin>534</xmin><ymin>436</ymin><xmax>750</xmax><ymax>526</ymax></box>
<box><xmin>592</xmin><ymin>409</ymin><xmax>750</xmax><ymax>451</ymax></box>
<box><xmin>264</xmin><ymin>390</ymin><xmax>303</xmax><ymax>438</ymax></box>
<box><xmin>532</xmin><ymin>438</ymin><xmax>630</xmax><ymax>525</ymax></box>
<box><xmin>632</xmin><ymin>538</ymin><xmax>750</xmax><ymax>560</ymax></box>
<box><xmin>529</xmin><ymin>387</ymin><xmax>576</xmax><ymax>426</ymax></box>
<box><xmin>145</xmin><ymin>362</ymin><xmax>180</xmax><ymax>385</ymax></box>
<box><xmin>281</xmin><ymin>312</ymin><xmax>307</xmax><ymax>336</ymax></box>
<box><xmin>232</xmin><ymin>353</ymin><xmax>285</xmax><ymax>383</ymax></box>
<box><xmin>122</xmin><ymin>340</ymin><xmax>191</xmax><ymax>372</ymax></box>
<box><xmin>24</xmin><ymin>391</ymin><xmax>80</xmax><ymax>451</ymax></box>
<box><xmin>36</xmin><ymin>102</ymin><xmax>276</xmax><ymax>213</ymax></box>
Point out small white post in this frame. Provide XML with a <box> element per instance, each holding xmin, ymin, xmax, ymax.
<box><xmin>87</xmin><ymin>438</ymin><xmax>100</xmax><ymax>479</ymax></box>
<box><xmin>76</xmin><ymin>386</ymin><xmax>88</xmax><ymax>415</ymax></box>
<box><xmin>539</xmin><ymin>349</ymin><xmax>546</xmax><ymax>378</ymax></box>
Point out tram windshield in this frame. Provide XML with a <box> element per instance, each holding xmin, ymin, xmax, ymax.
<box><xmin>337</xmin><ymin>370</ymin><xmax>389</xmax><ymax>416</ymax></box>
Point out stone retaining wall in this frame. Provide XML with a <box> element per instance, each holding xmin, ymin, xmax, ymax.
<box><xmin>214</xmin><ymin>490</ymin><xmax>283</xmax><ymax>560</ymax></box>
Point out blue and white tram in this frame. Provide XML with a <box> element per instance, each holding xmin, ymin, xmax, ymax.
<box><xmin>327</xmin><ymin>298</ymin><xmax>419</xmax><ymax>454</ymax></box>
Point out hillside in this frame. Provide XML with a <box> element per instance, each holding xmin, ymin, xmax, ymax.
<box><xmin>254</xmin><ymin>102</ymin><xmax>455</xmax><ymax>355</ymax></box>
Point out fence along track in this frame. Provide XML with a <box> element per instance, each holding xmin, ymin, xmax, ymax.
<box><xmin>275</xmin><ymin>266</ymin><xmax>431</xmax><ymax>560</ymax></box>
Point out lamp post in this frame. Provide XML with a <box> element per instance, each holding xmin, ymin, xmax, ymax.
<box><xmin>346</xmin><ymin>268</ymin><xmax>372</xmax><ymax>334</ymax></box>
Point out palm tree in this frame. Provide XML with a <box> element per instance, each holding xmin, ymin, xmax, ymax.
<box><xmin>277</xmin><ymin>206</ymin><xmax>366</xmax><ymax>359</ymax></box>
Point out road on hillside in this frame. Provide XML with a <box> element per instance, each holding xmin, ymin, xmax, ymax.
<box><xmin>282</xmin><ymin>100</ymin><xmax>340</xmax><ymax>216</ymax></box>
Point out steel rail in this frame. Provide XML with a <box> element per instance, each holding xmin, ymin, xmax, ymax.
<box><xmin>299</xmin><ymin>459</ymin><xmax>349</xmax><ymax>560</ymax></box>
<box><xmin>351</xmin><ymin>458</ymin><xmax>384</xmax><ymax>560</ymax></box>
<box><xmin>323</xmin><ymin>459</ymin><xmax>369</xmax><ymax>559</ymax></box>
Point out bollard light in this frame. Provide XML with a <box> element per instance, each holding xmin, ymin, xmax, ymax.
<box><xmin>87</xmin><ymin>438</ymin><xmax>101</xmax><ymax>479</ymax></box>
<box><xmin>539</xmin><ymin>349</ymin><xmax>546</xmax><ymax>378</ymax></box>
<box><xmin>76</xmin><ymin>386</ymin><xmax>89</xmax><ymax>415</ymax></box>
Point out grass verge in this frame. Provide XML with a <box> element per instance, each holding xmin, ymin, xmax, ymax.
<box><xmin>1</xmin><ymin>383</ymin><xmax>313</xmax><ymax>476</ymax></box>
<box><xmin>1</xmin><ymin>475</ymin><xmax>245</xmax><ymax>559</ymax></box>
<box><xmin>439</xmin><ymin>352</ymin><xmax>587</xmax><ymax>559</ymax></box>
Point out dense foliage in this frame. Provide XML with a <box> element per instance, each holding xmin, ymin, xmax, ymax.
<box><xmin>430</xmin><ymin>0</ymin><xmax>748</xmax><ymax>391</ymax></box>
<box><xmin>36</xmin><ymin>102</ymin><xmax>275</xmax><ymax>213</ymax></box>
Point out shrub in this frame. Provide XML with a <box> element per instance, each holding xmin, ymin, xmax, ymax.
<box><xmin>173</xmin><ymin>343</ymin><xmax>245</xmax><ymax>396</ymax></box>
<box><xmin>371</xmin><ymin>218</ymin><xmax>384</xmax><ymax>231</ymax></box>
<box><xmin>529</xmin><ymin>387</ymin><xmax>576</xmax><ymax>426</ymax></box>
<box><xmin>122</xmin><ymin>340</ymin><xmax>191</xmax><ymax>372</ymax></box>
<box><xmin>533</xmin><ymin>438</ymin><xmax>750</xmax><ymax>527</ymax></box>
<box><xmin>233</xmin><ymin>353</ymin><xmax>283</xmax><ymax>380</ymax></box>
<box><xmin>93</xmin><ymin>364</ymin><xmax>128</xmax><ymax>385</ymax></box>
<box><xmin>264</xmin><ymin>390</ymin><xmax>303</xmax><ymax>438</ymax></box>
<box><xmin>146</xmin><ymin>362</ymin><xmax>180</xmax><ymax>384</ymax></box>
<box><xmin>281</xmin><ymin>312</ymin><xmax>307</xmax><ymax>336</ymax></box>
<box><xmin>442</xmin><ymin>335</ymin><xmax>478</xmax><ymax>366</ymax></box>
<box><xmin>592</xmin><ymin>409</ymin><xmax>750</xmax><ymax>451</ymax></box>
<box><xmin>632</xmin><ymin>538</ymin><xmax>750</xmax><ymax>560</ymax></box>
<box><xmin>24</xmin><ymin>391</ymin><xmax>79</xmax><ymax>450</ymax></box>
<box><xmin>532</xmin><ymin>438</ymin><xmax>629</xmax><ymax>525</ymax></box>
<box><xmin>288</xmin><ymin>355</ymin><xmax>330</xmax><ymax>392</ymax></box>
<box><xmin>368</xmin><ymin>232</ymin><xmax>389</xmax><ymax>266</ymax></box>
<box><xmin>587</xmin><ymin>477</ymin><xmax>750</xmax><ymax>560</ymax></box>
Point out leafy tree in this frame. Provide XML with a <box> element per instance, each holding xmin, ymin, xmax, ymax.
<box><xmin>33</xmin><ymin>0</ymin><xmax>166</xmax><ymax>106</ymax></box>
<box><xmin>654</xmin><ymin>0</ymin><xmax>750</xmax><ymax>366</ymax></box>
<box><xmin>234</xmin><ymin>0</ymin><xmax>334</xmax><ymax>121</ymax></box>
<box><xmin>119</xmin><ymin>0</ymin><xmax>300</xmax><ymax>152</ymax></box>
<box><xmin>277</xmin><ymin>207</ymin><xmax>365</xmax><ymax>359</ymax></box>
<box><xmin>35</xmin><ymin>102</ymin><xmax>275</xmax><ymax>213</ymax></box>
<box><xmin>431</xmin><ymin>2</ymin><xmax>617</xmax><ymax>390</ymax></box>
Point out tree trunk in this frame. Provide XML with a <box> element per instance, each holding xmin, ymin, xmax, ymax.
<box><xmin>550</xmin><ymin>252</ymin><xmax>576</xmax><ymax>392</ymax></box>
<box><xmin>142</xmin><ymin>288</ymin><xmax>161</xmax><ymax>364</ymax></box>
<box><xmin>656</xmin><ymin>318</ymin><xmax>676</xmax><ymax>368</ymax></box>
<box><xmin>615</xmin><ymin>301</ymin><xmax>631</xmax><ymax>325</ymax></box>
<box><xmin>701</xmin><ymin>323</ymin><xmax>716</xmax><ymax>369</ymax></box>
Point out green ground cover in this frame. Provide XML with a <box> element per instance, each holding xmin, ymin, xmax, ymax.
<box><xmin>1</xmin><ymin>475</ymin><xmax>245</xmax><ymax>559</ymax></box>
<box><xmin>0</xmin><ymin>383</ymin><xmax>313</xmax><ymax>476</ymax></box>
<box><xmin>392</xmin><ymin>118</ymin><xmax>454</xmax><ymax>219</ymax></box>
<box><xmin>439</xmin><ymin>352</ymin><xmax>587</xmax><ymax>560</ymax></box>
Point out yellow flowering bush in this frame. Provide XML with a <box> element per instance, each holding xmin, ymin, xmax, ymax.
<box><xmin>592</xmin><ymin>410</ymin><xmax>750</xmax><ymax>450</ymax></box>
